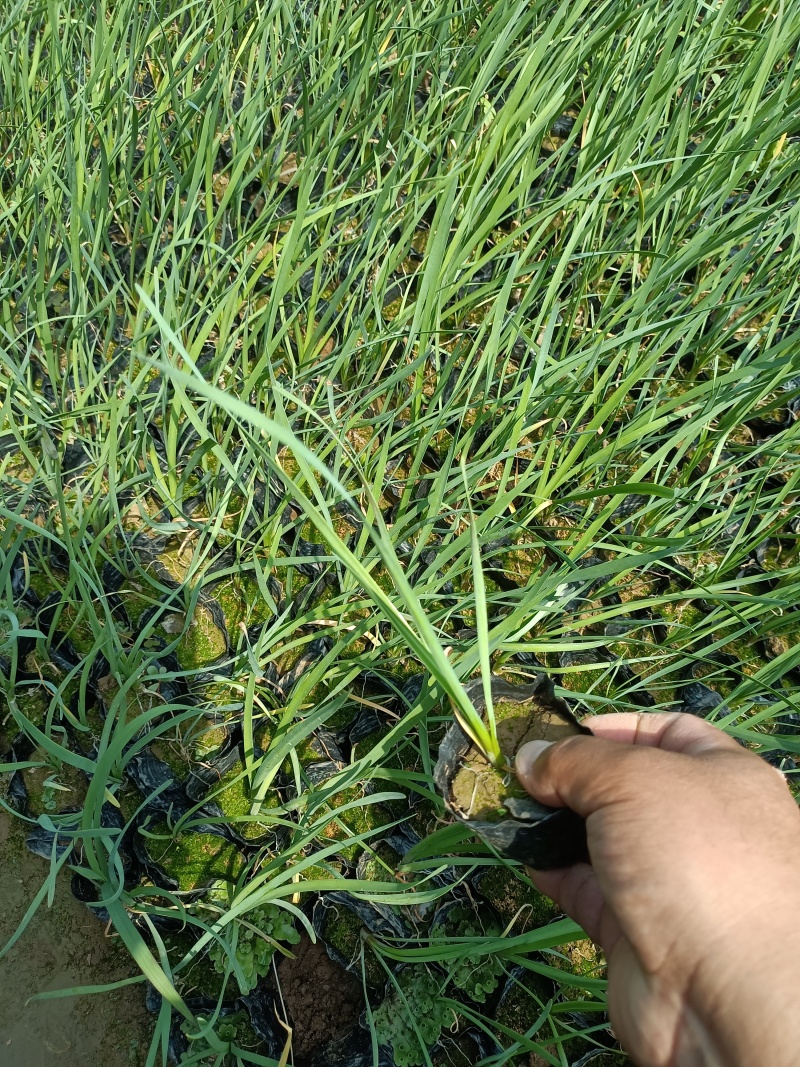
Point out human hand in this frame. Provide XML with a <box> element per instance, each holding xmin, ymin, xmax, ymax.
<box><xmin>515</xmin><ymin>712</ymin><xmax>800</xmax><ymax>1067</ymax></box>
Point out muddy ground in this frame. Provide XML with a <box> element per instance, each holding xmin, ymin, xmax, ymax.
<box><xmin>0</xmin><ymin>814</ymin><xmax>154</xmax><ymax>1067</ymax></box>
<box><xmin>277</xmin><ymin>934</ymin><xmax>363</xmax><ymax>1064</ymax></box>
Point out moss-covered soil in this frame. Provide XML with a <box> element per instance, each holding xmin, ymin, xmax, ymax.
<box><xmin>451</xmin><ymin>700</ymin><xmax>581</xmax><ymax>821</ymax></box>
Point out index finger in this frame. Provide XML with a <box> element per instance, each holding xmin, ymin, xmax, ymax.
<box><xmin>579</xmin><ymin>711</ymin><xmax>742</xmax><ymax>757</ymax></box>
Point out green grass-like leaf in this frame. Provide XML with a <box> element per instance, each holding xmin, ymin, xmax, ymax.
<box><xmin>1</xmin><ymin>0</ymin><xmax>800</xmax><ymax>1063</ymax></box>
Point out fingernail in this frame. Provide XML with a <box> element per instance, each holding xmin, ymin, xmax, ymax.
<box><xmin>515</xmin><ymin>739</ymin><xmax>553</xmax><ymax>779</ymax></box>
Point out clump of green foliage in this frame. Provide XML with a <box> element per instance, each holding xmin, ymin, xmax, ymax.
<box><xmin>432</xmin><ymin>905</ymin><xmax>505</xmax><ymax>1003</ymax></box>
<box><xmin>3</xmin><ymin>0</ymin><xmax>800</xmax><ymax>1063</ymax></box>
<box><xmin>180</xmin><ymin>1012</ymin><xmax>247</xmax><ymax>1066</ymax></box>
<box><xmin>207</xmin><ymin>888</ymin><xmax>301</xmax><ymax>992</ymax></box>
<box><xmin>373</xmin><ymin>967</ymin><xmax>454</xmax><ymax>1067</ymax></box>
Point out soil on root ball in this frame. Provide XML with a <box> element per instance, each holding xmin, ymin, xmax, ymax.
<box><xmin>451</xmin><ymin>701</ymin><xmax>579</xmax><ymax>821</ymax></box>
<box><xmin>276</xmin><ymin>934</ymin><xmax>363</xmax><ymax>1064</ymax></box>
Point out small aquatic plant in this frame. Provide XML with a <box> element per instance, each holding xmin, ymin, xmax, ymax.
<box><xmin>373</xmin><ymin>967</ymin><xmax>454</xmax><ymax>1067</ymax></box>
<box><xmin>207</xmin><ymin>890</ymin><xmax>301</xmax><ymax>992</ymax></box>
<box><xmin>432</xmin><ymin>904</ymin><xmax>505</xmax><ymax>1003</ymax></box>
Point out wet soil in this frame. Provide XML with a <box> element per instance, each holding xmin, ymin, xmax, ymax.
<box><xmin>276</xmin><ymin>934</ymin><xmax>362</xmax><ymax>1065</ymax></box>
<box><xmin>0</xmin><ymin>815</ymin><xmax>154</xmax><ymax>1067</ymax></box>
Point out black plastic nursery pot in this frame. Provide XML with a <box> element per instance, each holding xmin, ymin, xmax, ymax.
<box><xmin>434</xmin><ymin>674</ymin><xmax>591</xmax><ymax>870</ymax></box>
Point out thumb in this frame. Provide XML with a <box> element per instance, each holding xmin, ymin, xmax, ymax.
<box><xmin>514</xmin><ymin>738</ymin><xmax>553</xmax><ymax>773</ymax></box>
<box><xmin>515</xmin><ymin>717</ymin><xmax>741</xmax><ymax>817</ymax></box>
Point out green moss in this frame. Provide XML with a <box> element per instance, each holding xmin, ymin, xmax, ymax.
<box><xmin>477</xmin><ymin>865</ymin><xmax>557</xmax><ymax>932</ymax></box>
<box><xmin>149</xmin><ymin>740</ymin><xmax>196</xmax><ymax>781</ymax></box>
<box><xmin>318</xmin><ymin>785</ymin><xmax>390</xmax><ymax>861</ymax></box>
<box><xmin>96</xmin><ymin>674</ymin><xmax>170</xmax><ymax>719</ymax></box>
<box><xmin>213</xmin><ymin>574</ymin><xmax>271</xmax><ymax>634</ymax></box>
<box><xmin>0</xmin><ymin>689</ymin><xmax>48</xmax><ymax>733</ymax></box>
<box><xmin>176</xmin><ymin>605</ymin><xmax>227</xmax><ymax>670</ymax></box>
<box><xmin>452</xmin><ymin>754</ymin><xmax>530</xmax><ymax>820</ymax></box>
<box><xmin>372</xmin><ymin>565</ymin><xmax>397</xmax><ymax>596</ymax></box>
<box><xmin>350</xmin><ymin>722</ymin><xmax>393</xmax><ymax>762</ymax></box>
<box><xmin>714</xmin><ymin>635</ymin><xmax>760</xmax><ymax>677</ymax></box>
<box><xmin>505</xmin><ymin>545</ymin><xmax>544</xmax><ymax>584</ymax></box>
<box><xmin>118</xmin><ymin>585</ymin><xmax>153</xmax><ymax>629</ymax></box>
<box><xmin>285</xmin><ymin>734</ymin><xmax>320</xmax><ymax>769</ymax></box>
<box><xmin>166</xmin><ymin>930</ymin><xmax>228</xmax><ymax>1000</ymax></box>
<box><xmin>558</xmin><ymin>669</ymin><xmax>610</xmax><ymax>698</ymax></box>
<box><xmin>152</xmin><ymin>546</ymin><xmax>193</xmax><ymax>585</ymax></box>
<box><xmin>333</xmin><ymin>512</ymin><xmax>358</xmax><ymax>541</ymax></box>
<box><xmin>212</xmin><ymin>761</ymin><xmax>281</xmax><ymax>841</ymax></box>
<box><xmin>27</xmin><ymin>570</ymin><xmax>58</xmax><ymax>601</ymax></box>
<box><xmin>196</xmin><ymin>682</ymin><xmax>245</xmax><ymax>717</ymax></box>
<box><xmin>761</xmin><ymin>540</ymin><xmax>800</xmax><ymax>571</ymax></box>
<box><xmin>191</xmin><ymin>724</ymin><xmax>230</xmax><ymax>761</ymax></box>
<box><xmin>21</xmin><ymin>749</ymin><xmax>86</xmax><ymax>816</ymax></box>
<box><xmin>55</xmin><ymin>603</ymin><xmax>96</xmax><ymax>655</ymax></box>
<box><xmin>322</xmin><ymin>904</ymin><xmax>384</xmax><ymax>988</ymax></box>
<box><xmin>146</xmin><ymin>826</ymin><xmax>244</xmax><ymax>891</ymax></box>
<box><xmin>292</xmin><ymin>859</ymin><xmax>344</xmax><ymax>884</ymax></box>
<box><xmin>0</xmin><ymin>598</ymin><xmax>35</xmax><ymax>645</ymax></box>
<box><xmin>495</xmin><ymin>969</ymin><xmax>554</xmax><ymax>1039</ymax></box>
<box><xmin>389</xmin><ymin>660</ymin><xmax>425</xmax><ymax>682</ymax></box>
<box><xmin>547</xmin><ymin>938</ymin><xmax>606</xmax><ymax>1001</ymax></box>
<box><xmin>358</xmin><ymin>842</ymin><xmax>401</xmax><ymax>882</ymax></box>
<box><xmin>452</xmin><ymin>694</ymin><xmax>581</xmax><ymax>820</ymax></box>
<box><xmin>254</xmin><ymin>717</ymin><xmax>277</xmax><ymax>751</ymax></box>
<box><xmin>499</xmin><ymin>978</ymin><xmax>614</xmax><ymax>1067</ymax></box>
<box><xmin>688</xmin><ymin>551</ymin><xmax>726</xmax><ymax>583</ymax></box>
<box><xmin>117</xmin><ymin>785</ymin><xmax>146</xmax><ymax>824</ymax></box>
<box><xmin>325</xmin><ymin>703</ymin><xmax>360</xmax><ymax>732</ymax></box>
<box><xmin>0</xmin><ymin>453</ymin><xmax>35</xmax><ymax>482</ymax></box>
<box><xmin>403</xmin><ymin>797</ymin><xmax>440</xmax><ymax>841</ymax></box>
<box><xmin>658</xmin><ymin>602</ymin><xmax>706</xmax><ymax>631</ymax></box>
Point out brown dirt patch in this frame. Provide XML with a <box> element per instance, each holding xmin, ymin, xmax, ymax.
<box><xmin>276</xmin><ymin>934</ymin><xmax>362</xmax><ymax>1065</ymax></box>
<box><xmin>0</xmin><ymin>814</ymin><xmax>154</xmax><ymax>1067</ymax></box>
